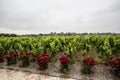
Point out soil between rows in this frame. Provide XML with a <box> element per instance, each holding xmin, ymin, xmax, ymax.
<box><xmin>0</xmin><ymin>60</ymin><xmax>119</xmax><ymax>80</ymax></box>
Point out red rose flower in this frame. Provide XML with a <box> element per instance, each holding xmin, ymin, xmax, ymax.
<box><xmin>90</xmin><ymin>60</ymin><xmax>95</xmax><ymax>66</ymax></box>
<box><xmin>109</xmin><ymin>57</ymin><xmax>120</xmax><ymax>70</ymax></box>
<box><xmin>21</xmin><ymin>51</ymin><xmax>34</xmax><ymax>60</ymax></box>
<box><xmin>36</xmin><ymin>53</ymin><xmax>50</xmax><ymax>67</ymax></box>
<box><xmin>83</xmin><ymin>57</ymin><xmax>95</xmax><ymax>66</ymax></box>
<box><xmin>12</xmin><ymin>53</ymin><xmax>19</xmax><ymax>57</ymax></box>
<box><xmin>83</xmin><ymin>58</ymin><xmax>89</xmax><ymax>63</ymax></box>
<box><xmin>0</xmin><ymin>54</ymin><xmax>3</xmax><ymax>57</ymax></box>
<box><xmin>109</xmin><ymin>59</ymin><xmax>116</xmax><ymax>65</ymax></box>
<box><xmin>26</xmin><ymin>51</ymin><xmax>34</xmax><ymax>56</ymax></box>
<box><xmin>116</xmin><ymin>57</ymin><xmax>120</xmax><ymax>61</ymax></box>
<box><xmin>59</xmin><ymin>55</ymin><xmax>70</xmax><ymax>64</ymax></box>
<box><xmin>6</xmin><ymin>55</ymin><xmax>12</xmax><ymax>59</ymax></box>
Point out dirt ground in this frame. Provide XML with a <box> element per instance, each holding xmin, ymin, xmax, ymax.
<box><xmin>0</xmin><ymin>61</ymin><xmax>119</xmax><ymax>80</ymax></box>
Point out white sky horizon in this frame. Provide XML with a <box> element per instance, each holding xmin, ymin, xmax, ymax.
<box><xmin>0</xmin><ymin>0</ymin><xmax>120</xmax><ymax>35</ymax></box>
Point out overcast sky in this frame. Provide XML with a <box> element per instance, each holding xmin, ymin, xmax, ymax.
<box><xmin>0</xmin><ymin>0</ymin><xmax>120</xmax><ymax>34</ymax></box>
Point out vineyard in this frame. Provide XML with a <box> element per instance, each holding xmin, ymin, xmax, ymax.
<box><xmin>0</xmin><ymin>34</ymin><xmax>120</xmax><ymax>79</ymax></box>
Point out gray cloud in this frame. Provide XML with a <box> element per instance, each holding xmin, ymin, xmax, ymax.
<box><xmin>0</xmin><ymin>0</ymin><xmax>120</xmax><ymax>34</ymax></box>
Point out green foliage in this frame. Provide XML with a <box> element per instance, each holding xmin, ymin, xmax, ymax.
<box><xmin>0</xmin><ymin>34</ymin><xmax>120</xmax><ymax>62</ymax></box>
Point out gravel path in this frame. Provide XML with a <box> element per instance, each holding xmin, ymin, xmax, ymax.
<box><xmin>0</xmin><ymin>68</ymin><xmax>77</xmax><ymax>80</ymax></box>
<box><xmin>0</xmin><ymin>62</ymin><xmax>119</xmax><ymax>80</ymax></box>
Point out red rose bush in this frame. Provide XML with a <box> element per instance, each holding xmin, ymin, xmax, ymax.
<box><xmin>0</xmin><ymin>54</ymin><xmax>4</xmax><ymax>63</ymax></box>
<box><xmin>21</xmin><ymin>51</ymin><xmax>34</xmax><ymax>67</ymax></box>
<box><xmin>36</xmin><ymin>53</ymin><xmax>50</xmax><ymax>70</ymax></box>
<box><xmin>59</xmin><ymin>55</ymin><xmax>70</xmax><ymax>73</ymax></box>
<box><xmin>109</xmin><ymin>57</ymin><xmax>120</xmax><ymax>77</ymax></box>
<box><xmin>6</xmin><ymin>52</ymin><xmax>19</xmax><ymax>65</ymax></box>
<box><xmin>82</xmin><ymin>57</ymin><xmax>96</xmax><ymax>74</ymax></box>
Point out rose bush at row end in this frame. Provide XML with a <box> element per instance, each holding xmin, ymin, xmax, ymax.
<box><xmin>59</xmin><ymin>55</ymin><xmax>70</xmax><ymax>73</ymax></box>
<box><xmin>0</xmin><ymin>51</ymin><xmax>9</xmax><ymax>63</ymax></box>
<box><xmin>21</xmin><ymin>51</ymin><xmax>34</xmax><ymax>67</ymax></box>
<box><xmin>36</xmin><ymin>53</ymin><xmax>50</xmax><ymax>70</ymax></box>
<box><xmin>6</xmin><ymin>52</ymin><xmax>19</xmax><ymax>65</ymax></box>
<box><xmin>109</xmin><ymin>57</ymin><xmax>120</xmax><ymax>77</ymax></box>
<box><xmin>0</xmin><ymin>54</ymin><xmax>4</xmax><ymax>63</ymax></box>
<box><xmin>82</xmin><ymin>57</ymin><xmax>96</xmax><ymax>74</ymax></box>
